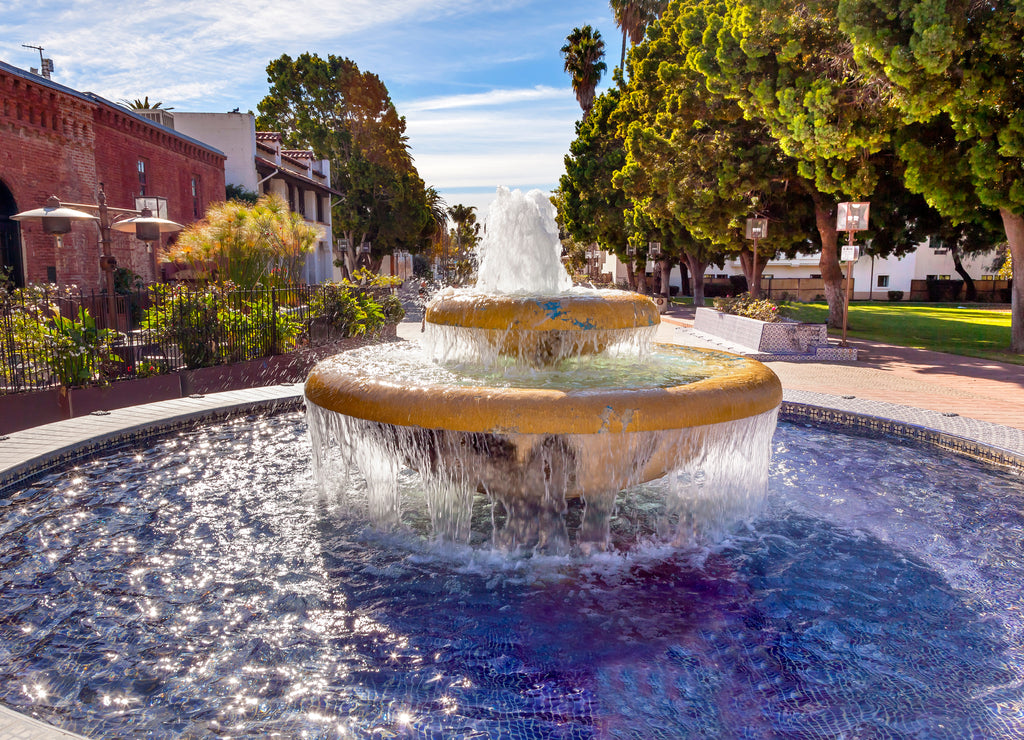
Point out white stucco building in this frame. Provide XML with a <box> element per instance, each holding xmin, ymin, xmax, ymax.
<box><xmin>169</xmin><ymin>112</ymin><xmax>340</xmax><ymax>284</ymax></box>
<box><xmin>599</xmin><ymin>240</ymin><xmax>1004</xmax><ymax>301</ymax></box>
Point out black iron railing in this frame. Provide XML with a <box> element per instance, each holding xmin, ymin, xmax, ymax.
<box><xmin>0</xmin><ymin>283</ymin><xmax>402</xmax><ymax>395</ymax></box>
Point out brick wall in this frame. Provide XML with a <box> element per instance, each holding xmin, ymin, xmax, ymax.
<box><xmin>0</xmin><ymin>63</ymin><xmax>225</xmax><ymax>289</ymax></box>
<box><xmin>0</xmin><ymin>68</ymin><xmax>98</xmax><ymax>286</ymax></box>
<box><xmin>92</xmin><ymin>104</ymin><xmax>224</xmax><ymax>283</ymax></box>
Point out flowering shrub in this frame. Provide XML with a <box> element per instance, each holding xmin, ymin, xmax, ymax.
<box><xmin>713</xmin><ymin>293</ymin><xmax>786</xmax><ymax>322</ymax></box>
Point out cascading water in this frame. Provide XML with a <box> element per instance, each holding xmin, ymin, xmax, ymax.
<box><xmin>306</xmin><ymin>187</ymin><xmax>782</xmax><ymax>553</ymax></box>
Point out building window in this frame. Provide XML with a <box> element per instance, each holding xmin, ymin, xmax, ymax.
<box><xmin>877</xmin><ymin>275</ymin><xmax>890</xmax><ymax>288</ymax></box>
<box><xmin>191</xmin><ymin>176</ymin><xmax>201</xmax><ymax>218</ymax></box>
<box><xmin>316</xmin><ymin>195</ymin><xmax>325</xmax><ymax>223</ymax></box>
<box><xmin>810</xmin><ymin>273</ymin><xmax>822</xmax><ymax>279</ymax></box>
<box><xmin>137</xmin><ymin>159</ymin><xmax>148</xmax><ymax>196</ymax></box>
<box><xmin>297</xmin><ymin>188</ymin><xmax>306</xmax><ymax>217</ymax></box>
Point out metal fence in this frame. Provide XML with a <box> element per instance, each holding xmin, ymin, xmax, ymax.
<box><xmin>0</xmin><ymin>284</ymin><xmax>393</xmax><ymax>395</ymax></box>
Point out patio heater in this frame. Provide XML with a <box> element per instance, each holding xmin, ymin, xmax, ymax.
<box><xmin>13</xmin><ymin>186</ymin><xmax>183</xmax><ymax>330</ymax></box>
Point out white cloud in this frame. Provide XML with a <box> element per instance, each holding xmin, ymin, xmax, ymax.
<box><xmin>415</xmin><ymin>150</ymin><xmax>568</xmax><ymax>190</ymax></box>
<box><xmin>403</xmin><ymin>86</ymin><xmax>569</xmax><ymax>113</ymax></box>
<box><xmin>2</xmin><ymin>0</ymin><xmax>597</xmax><ymax>213</ymax></box>
<box><xmin>1</xmin><ymin>0</ymin><xmax>491</xmax><ymax>106</ymax></box>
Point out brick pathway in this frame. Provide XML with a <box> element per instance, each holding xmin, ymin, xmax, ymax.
<box><xmin>661</xmin><ymin>307</ymin><xmax>1024</xmax><ymax>432</ymax></box>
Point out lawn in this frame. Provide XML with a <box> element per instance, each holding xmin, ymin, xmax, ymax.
<box><xmin>782</xmin><ymin>301</ymin><xmax>1021</xmax><ymax>365</ymax></box>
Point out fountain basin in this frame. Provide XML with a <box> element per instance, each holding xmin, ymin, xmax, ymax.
<box><xmin>306</xmin><ymin>344</ymin><xmax>781</xmax><ymax>550</ymax></box>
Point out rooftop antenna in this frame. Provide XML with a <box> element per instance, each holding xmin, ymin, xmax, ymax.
<box><xmin>21</xmin><ymin>44</ymin><xmax>53</xmax><ymax>79</ymax></box>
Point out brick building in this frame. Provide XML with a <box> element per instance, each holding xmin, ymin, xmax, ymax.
<box><xmin>0</xmin><ymin>60</ymin><xmax>225</xmax><ymax>289</ymax></box>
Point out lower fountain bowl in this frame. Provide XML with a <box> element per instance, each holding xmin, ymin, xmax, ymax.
<box><xmin>304</xmin><ymin>344</ymin><xmax>782</xmax><ymax>500</ymax></box>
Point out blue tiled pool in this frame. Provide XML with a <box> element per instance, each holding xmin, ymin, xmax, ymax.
<box><xmin>0</xmin><ymin>412</ymin><xmax>1022</xmax><ymax>738</ymax></box>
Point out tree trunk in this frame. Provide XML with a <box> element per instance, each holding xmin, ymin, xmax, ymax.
<box><xmin>625</xmin><ymin>260</ymin><xmax>636</xmax><ymax>290</ymax></box>
<box><xmin>635</xmin><ymin>260</ymin><xmax>649</xmax><ymax>294</ymax></box>
<box><xmin>812</xmin><ymin>192</ymin><xmax>846</xmax><ymax>328</ymax></box>
<box><xmin>737</xmin><ymin>246</ymin><xmax>767</xmax><ymax>297</ymax></box>
<box><xmin>659</xmin><ymin>258</ymin><xmax>671</xmax><ymax>296</ymax></box>
<box><xmin>950</xmin><ymin>246</ymin><xmax>977</xmax><ymax>301</ymax></box>
<box><xmin>684</xmin><ymin>253</ymin><xmax>710</xmax><ymax>307</ymax></box>
<box><xmin>1000</xmin><ymin>208</ymin><xmax>1024</xmax><ymax>353</ymax></box>
<box><xmin>678</xmin><ymin>259</ymin><xmax>690</xmax><ymax>296</ymax></box>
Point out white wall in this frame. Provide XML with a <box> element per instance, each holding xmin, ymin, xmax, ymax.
<box><xmin>172</xmin><ymin>112</ymin><xmax>259</xmax><ymax>192</ymax></box>
<box><xmin>604</xmin><ymin>241</ymin><xmax>1001</xmax><ymax>298</ymax></box>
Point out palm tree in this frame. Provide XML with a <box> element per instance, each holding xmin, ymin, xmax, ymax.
<box><xmin>120</xmin><ymin>96</ymin><xmax>173</xmax><ymax>111</ymax></box>
<box><xmin>560</xmin><ymin>26</ymin><xmax>607</xmax><ymax>117</ymax></box>
<box><xmin>609</xmin><ymin>1</ymin><xmax>668</xmax><ymax>73</ymax></box>
<box><xmin>425</xmin><ymin>186</ymin><xmax>449</xmax><ymax>271</ymax></box>
<box><xmin>425</xmin><ymin>187</ymin><xmax>449</xmax><ymax>242</ymax></box>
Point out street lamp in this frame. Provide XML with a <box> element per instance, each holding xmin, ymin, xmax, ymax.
<box><xmin>836</xmin><ymin>202</ymin><xmax>870</xmax><ymax>347</ymax></box>
<box><xmin>12</xmin><ymin>184</ymin><xmax>183</xmax><ymax>330</ymax></box>
<box><xmin>745</xmin><ymin>217</ymin><xmax>768</xmax><ymax>298</ymax></box>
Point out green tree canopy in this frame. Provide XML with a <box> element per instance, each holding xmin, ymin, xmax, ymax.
<box><xmin>837</xmin><ymin>0</ymin><xmax>1024</xmax><ymax>350</ymax></box>
<box><xmin>614</xmin><ymin>8</ymin><xmax>814</xmax><ymax>298</ymax></box>
<box><xmin>559</xmin><ymin>89</ymin><xmax>637</xmax><ymax>283</ymax></box>
<box><xmin>256</xmin><ymin>52</ymin><xmax>431</xmax><ymax>277</ymax></box>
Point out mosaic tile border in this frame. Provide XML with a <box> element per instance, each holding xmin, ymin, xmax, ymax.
<box><xmin>0</xmin><ymin>396</ymin><xmax>303</xmax><ymax>495</ymax></box>
<box><xmin>781</xmin><ymin>402</ymin><xmax>1024</xmax><ymax>473</ymax></box>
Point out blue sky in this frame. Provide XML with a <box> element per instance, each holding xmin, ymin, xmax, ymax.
<box><xmin>0</xmin><ymin>0</ymin><xmax>625</xmax><ymax>219</ymax></box>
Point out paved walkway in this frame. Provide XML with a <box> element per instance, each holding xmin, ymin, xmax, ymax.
<box><xmin>659</xmin><ymin>305</ymin><xmax>1024</xmax><ymax>432</ymax></box>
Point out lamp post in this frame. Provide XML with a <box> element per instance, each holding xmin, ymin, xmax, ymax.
<box><xmin>745</xmin><ymin>217</ymin><xmax>768</xmax><ymax>298</ymax></box>
<box><xmin>586</xmin><ymin>246</ymin><xmax>600</xmax><ymax>280</ymax></box>
<box><xmin>12</xmin><ymin>184</ymin><xmax>183</xmax><ymax>330</ymax></box>
<box><xmin>836</xmin><ymin>202</ymin><xmax>870</xmax><ymax>347</ymax></box>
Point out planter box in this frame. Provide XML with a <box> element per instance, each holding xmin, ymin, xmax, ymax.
<box><xmin>692</xmin><ymin>307</ymin><xmax>858</xmax><ymax>361</ymax></box>
<box><xmin>65</xmin><ymin>374</ymin><xmax>184</xmax><ymax>416</ymax></box>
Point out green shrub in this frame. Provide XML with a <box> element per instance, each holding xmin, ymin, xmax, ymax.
<box><xmin>143</xmin><ymin>285</ymin><xmax>220</xmax><ymax>368</ymax></box>
<box><xmin>310</xmin><ymin>284</ymin><xmax>365</xmax><ymax>335</ymax></box>
<box><xmin>378</xmin><ymin>293</ymin><xmax>406</xmax><ymax>324</ymax></box>
<box><xmin>713</xmin><ymin>293</ymin><xmax>786</xmax><ymax>322</ymax></box>
<box><xmin>309</xmin><ymin>280</ymin><xmax>403</xmax><ymax>337</ymax></box>
<box><xmin>143</xmin><ymin>284</ymin><xmax>301</xmax><ymax>368</ymax></box>
<box><xmin>44</xmin><ymin>306</ymin><xmax>121</xmax><ymax>387</ymax></box>
<box><xmin>0</xmin><ymin>285</ymin><xmax>120</xmax><ymax>387</ymax></box>
<box><xmin>887</xmin><ymin>290</ymin><xmax>904</xmax><ymax>302</ymax></box>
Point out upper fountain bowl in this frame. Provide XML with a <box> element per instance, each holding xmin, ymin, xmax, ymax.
<box><xmin>425</xmin><ymin>289</ymin><xmax>660</xmax><ymax>367</ymax></box>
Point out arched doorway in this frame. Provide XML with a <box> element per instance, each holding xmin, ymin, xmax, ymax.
<box><xmin>0</xmin><ymin>180</ymin><xmax>25</xmax><ymax>288</ymax></box>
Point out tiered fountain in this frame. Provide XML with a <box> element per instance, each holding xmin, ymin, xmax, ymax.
<box><xmin>305</xmin><ymin>188</ymin><xmax>782</xmax><ymax>552</ymax></box>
